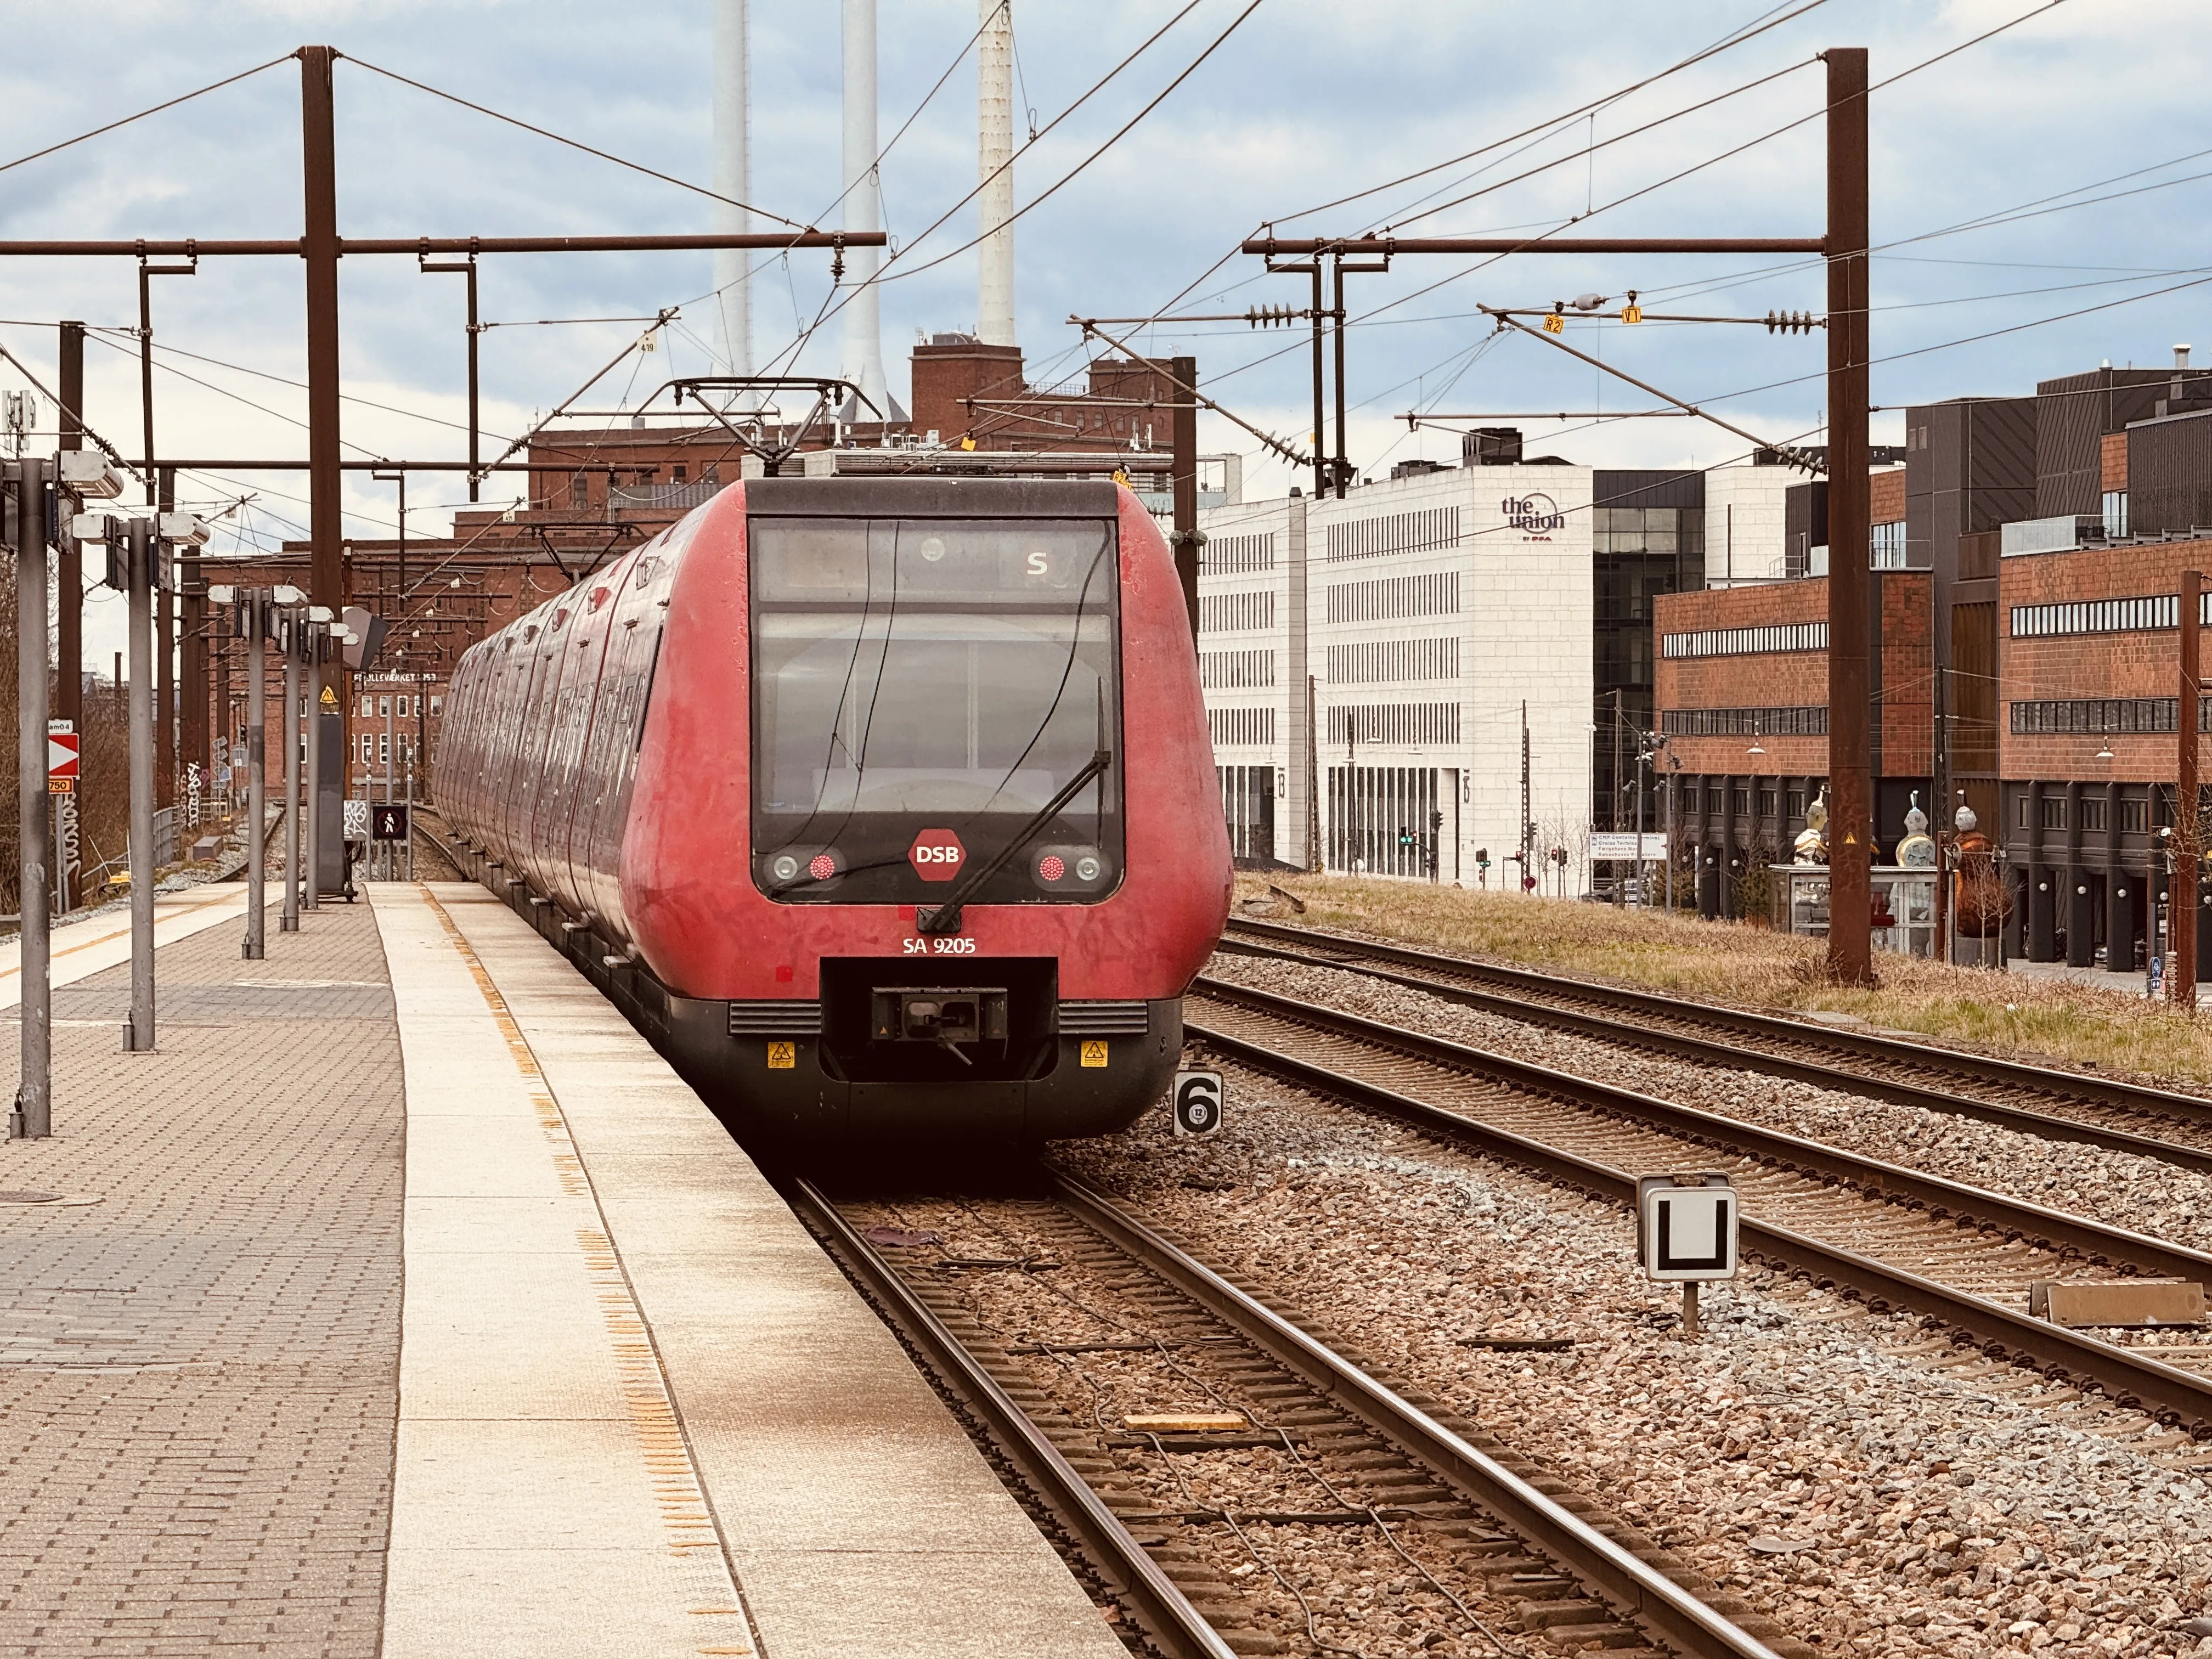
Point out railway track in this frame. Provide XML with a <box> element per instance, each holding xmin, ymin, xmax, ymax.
<box><xmin>1183</xmin><ymin>976</ymin><xmax>2212</xmax><ymax>1447</ymax></box>
<box><xmin>1221</xmin><ymin>916</ymin><xmax>2212</xmax><ymax>1177</ymax></box>
<box><xmin>793</xmin><ymin>1172</ymin><xmax>1799</xmax><ymax>1659</ymax></box>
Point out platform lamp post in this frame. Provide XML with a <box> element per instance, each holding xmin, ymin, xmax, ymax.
<box><xmin>72</xmin><ymin>504</ymin><xmax>209</xmax><ymax>1052</ymax></box>
<box><xmin>275</xmin><ymin>595</ymin><xmax>308</xmax><ymax>932</ymax></box>
<box><xmin>208</xmin><ymin>585</ymin><xmax>303</xmax><ymax>956</ymax></box>
<box><xmin>301</xmin><ymin>609</ymin><xmax>335</xmax><ymax>911</ymax></box>
<box><xmin>7</xmin><ymin>450</ymin><xmax>125</xmax><ymax>1136</ymax></box>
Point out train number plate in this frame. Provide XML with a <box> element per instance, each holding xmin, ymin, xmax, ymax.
<box><xmin>902</xmin><ymin>936</ymin><xmax>977</xmax><ymax>955</ymax></box>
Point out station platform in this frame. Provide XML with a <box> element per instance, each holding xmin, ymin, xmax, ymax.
<box><xmin>0</xmin><ymin>880</ymin><xmax>1126</xmax><ymax>1659</ymax></box>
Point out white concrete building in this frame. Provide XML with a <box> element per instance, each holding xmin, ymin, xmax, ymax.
<box><xmin>1197</xmin><ymin>464</ymin><xmax>1595</xmax><ymax>888</ymax></box>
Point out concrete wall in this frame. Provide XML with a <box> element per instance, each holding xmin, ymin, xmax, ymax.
<box><xmin>1703</xmin><ymin>464</ymin><xmax>1792</xmax><ymax>584</ymax></box>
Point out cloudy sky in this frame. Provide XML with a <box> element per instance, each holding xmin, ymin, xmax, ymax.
<box><xmin>0</xmin><ymin>0</ymin><xmax>2205</xmax><ymax>663</ymax></box>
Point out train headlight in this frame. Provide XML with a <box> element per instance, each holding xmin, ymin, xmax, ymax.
<box><xmin>771</xmin><ymin>853</ymin><xmax>802</xmax><ymax>882</ymax></box>
<box><xmin>1074</xmin><ymin>854</ymin><xmax>1103</xmax><ymax>883</ymax></box>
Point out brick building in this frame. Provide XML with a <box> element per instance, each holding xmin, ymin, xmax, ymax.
<box><xmin>1655</xmin><ymin>347</ymin><xmax>2212</xmax><ymax>971</ymax></box>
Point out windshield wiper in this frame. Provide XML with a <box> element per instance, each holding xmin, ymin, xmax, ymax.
<box><xmin>916</xmin><ymin>746</ymin><xmax>1112</xmax><ymax>936</ymax></box>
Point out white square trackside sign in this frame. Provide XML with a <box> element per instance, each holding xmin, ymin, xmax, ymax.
<box><xmin>1637</xmin><ymin>1173</ymin><xmax>1740</xmax><ymax>1281</ymax></box>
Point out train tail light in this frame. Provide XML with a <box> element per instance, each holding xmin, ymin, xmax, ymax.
<box><xmin>761</xmin><ymin>845</ymin><xmax>844</xmax><ymax>893</ymax></box>
<box><xmin>1033</xmin><ymin>844</ymin><xmax>1113</xmax><ymax>894</ymax></box>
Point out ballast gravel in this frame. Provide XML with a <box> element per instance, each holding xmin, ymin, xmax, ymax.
<box><xmin>1054</xmin><ymin>1027</ymin><xmax>2212</xmax><ymax>1656</ymax></box>
<box><xmin>1204</xmin><ymin>952</ymin><xmax>2212</xmax><ymax>1262</ymax></box>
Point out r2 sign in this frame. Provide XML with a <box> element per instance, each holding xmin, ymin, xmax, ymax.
<box><xmin>909</xmin><ymin>827</ymin><xmax>966</xmax><ymax>882</ymax></box>
<box><xmin>1172</xmin><ymin>1070</ymin><xmax>1223</xmax><ymax>1138</ymax></box>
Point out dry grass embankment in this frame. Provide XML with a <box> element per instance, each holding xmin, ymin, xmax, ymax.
<box><xmin>1232</xmin><ymin>873</ymin><xmax>2212</xmax><ymax>1091</ymax></box>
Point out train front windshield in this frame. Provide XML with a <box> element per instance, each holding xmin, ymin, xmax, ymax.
<box><xmin>750</xmin><ymin>516</ymin><xmax>1124</xmax><ymax>905</ymax></box>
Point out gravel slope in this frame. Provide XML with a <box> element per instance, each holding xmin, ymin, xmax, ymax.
<box><xmin>1053</xmin><ymin>1018</ymin><xmax>2212</xmax><ymax>1658</ymax></box>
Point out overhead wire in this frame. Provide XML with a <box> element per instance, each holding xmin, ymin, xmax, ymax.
<box><xmin>340</xmin><ymin>54</ymin><xmax>816</xmax><ymax>231</ymax></box>
<box><xmin>91</xmin><ymin>328</ymin><xmax>510</xmax><ymax>443</ymax></box>
<box><xmin>1374</xmin><ymin>53</ymin><xmax>1821</xmax><ymax>237</ymax></box>
<box><xmin>673</xmin><ymin>0</ymin><xmax>1249</xmax><ymax>410</ymax></box>
<box><xmin>870</xmin><ymin>0</ymin><xmax>1267</xmax><ymax>290</ymax></box>
<box><xmin>1122</xmin><ymin>0</ymin><xmax>1828</xmax><ymax>343</ymax></box>
<box><xmin>1148</xmin><ymin>0</ymin><xmax>2080</xmax><ymax>422</ymax></box>
<box><xmin>0</xmin><ymin>53</ymin><xmax>295</xmax><ymax>181</ymax></box>
<box><xmin>1274</xmin><ymin>0</ymin><xmax>1826</xmax><ymax>229</ymax></box>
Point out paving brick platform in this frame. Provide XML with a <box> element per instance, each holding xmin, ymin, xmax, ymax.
<box><xmin>0</xmin><ymin>900</ymin><xmax>401</xmax><ymax>1658</ymax></box>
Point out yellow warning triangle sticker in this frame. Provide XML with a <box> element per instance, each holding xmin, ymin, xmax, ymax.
<box><xmin>319</xmin><ymin>685</ymin><xmax>339</xmax><ymax>709</ymax></box>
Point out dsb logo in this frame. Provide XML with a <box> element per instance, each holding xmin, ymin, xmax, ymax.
<box><xmin>909</xmin><ymin>828</ymin><xmax>966</xmax><ymax>882</ymax></box>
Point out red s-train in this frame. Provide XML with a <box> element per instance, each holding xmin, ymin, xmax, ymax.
<box><xmin>434</xmin><ymin>477</ymin><xmax>1232</xmax><ymax>1141</ymax></box>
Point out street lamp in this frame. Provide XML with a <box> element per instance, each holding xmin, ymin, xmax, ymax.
<box><xmin>71</xmin><ymin>505</ymin><xmax>209</xmax><ymax>1051</ymax></box>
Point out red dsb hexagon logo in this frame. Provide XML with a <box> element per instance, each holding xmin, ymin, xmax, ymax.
<box><xmin>909</xmin><ymin>828</ymin><xmax>966</xmax><ymax>882</ymax></box>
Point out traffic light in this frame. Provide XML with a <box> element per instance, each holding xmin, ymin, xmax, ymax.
<box><xmin>1397</xmin><ymin>825</ymin><xmax>1415</xmax><ymax>849</ymax></box>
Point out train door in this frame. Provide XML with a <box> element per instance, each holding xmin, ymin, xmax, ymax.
<box><xmin>545</xmin><ymin>545</ymin><xmax>646</xmax><ymax>918</ymax></box>
<box><xmin>579</xmin><ymin>532</ymin><xmax>683</xmax><ymax>940</ymax></box>
<box><xmin>507</xmin><ymin>602</ymin><xmax>580</xmax><ymax>898</ymax></box>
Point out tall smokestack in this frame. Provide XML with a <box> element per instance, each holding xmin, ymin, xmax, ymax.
<box><xmin>977</xmin><ymin>0</ymin><xmax>1016</xmax><ymax>347</ymax></box>
<box><xmin>840</xmin><ymin>0</ymin><xmax>898</xmax><ymax>420</ymax></box>
<box><xmin>712</xmin><ymin>0</ymin><xmax>751</xmax><ymax>375</ymax></box>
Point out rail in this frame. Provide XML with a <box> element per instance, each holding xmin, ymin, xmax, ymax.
<box><xmin>1221</xmin><ymin>916</ymin><xmax>2212</xmax><ymax>1171</ymax></box>
<box><xmin>1184</xmin><ymin>978</ymin><xmax>2212</xmax><ymax>1436</ymax></box>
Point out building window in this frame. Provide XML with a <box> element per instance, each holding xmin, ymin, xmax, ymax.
<box><xmin>1787</xmin><ymin>789</ymin><xmax>1805</xmax><ymax>820</ymax></box>
<box><xmin>1324</xmin><ymin>506</ymin><xmax>1461</xmax><ymax>565</ymax></box>
<box><xmin>1661</xmin><ymin>622</ymin><xmax>1827</xmax><ymax>659</ymax></box>
<box><xmin>673</xmin><ymin>464</ymin><xmax>687</xmax><ymax>482</ymax></box>
<box><xmin>1871</xmin><ymin>520</ymin><xmax>1908</xmax><ymax>569</ymax></box>
<box><xmin>1756</xmin><ymin>788</ymin><xmax>1777</xmax><ymax>818</ymax></box>
<box><xmin>1207</xmin><ymin>706</ymin><xmax>1276</xmax><ymax>747</ymax></box>
<box><xmin>396</xmin><ymin>696</ymin><xmax>410</xmax><ymax>718</ymax></box>
<box><xmin>430</xmin><ymin>695</ymin><xmax>443</xmax><ymax>715</ymax></box>
<box><xmin>2079</xmin><ymin>797</ymin><xmax>2107</xmax><ymax>833</ymax></box>
<box><xmin>1706</xmin><ymin>785</ymin><xmax>1724</xmax><ymax>814</ymax></box>
<box><xmin>2039</xmin><ymin>797</ymin><xmax>2067</xmax><ymax>831</ymax></box>
<box><xmin>1198</xmin><ymin>590</ymin><xmax>1276</xmax><ymax>634</ymax></box>
<box><xmin>1200</xmin><ymin>648</ymin><xmax>1277</xmax><ymax>690</ymax></box>
<box><xmin>1729</xmin><ymin>787</ymin><xmax>1750</xmax><ymax>816</ymax></box>
<box><xmin>2103</xmin><ymin>490</ymin><xmax>2129</xmax><ymax>539</ymax></box>
<box><xmin>2016</xmin><ymin>794</ymin><xmax>2032</xmax><ymax>830</ymax></box>
<box><xmin>378</xmin><ymin>696</ymin><xmax>391</xmax><ymax>718</ymax></box>
<box><xmin>1325</xmin><ymin>637</ymin><xmax>1459</xmax><ymax>684</ymax></box>
<box><xmin>1326</xmin><ymin>571</ymin><xmax>1460</xmax><ymax>623</ymax></box>
<box><xmin>2010</xmin><ymin>594</ymin><xmax>2182</xmax><ymax>638</ymax></box>
<box><xmin>2008</xmin><ymin>698</ymin><xmax>2212</xmax><ymax>735</ymax></box>
<box><xmin>1203</xmin><ymin>533</ymin><xmax>1276</xmax><ymax>574</ymax></box>
<box><xmin>2123</xmin><ymin>798</ymin><xmax>2149</xmax><ymax>833</ymax></box>
<box><xmin>1661</xmin><ymin>706</ymin><xmax>1827</xmax><ymax>737</ymax></box>
<box><xmin>571</xmin><ymin>471</ymin><xmax>590</xmax><ymax>505</ymax></box>
<box><xmin>1325</xmin><ymin>703</ymin><xmax>1462</xmax><ymax>746</ymax></box>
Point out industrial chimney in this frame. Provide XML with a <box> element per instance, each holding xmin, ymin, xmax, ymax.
<box><xmin>977</xmin><ymin>1</ymin><xmax>1016</xmax><ymax>347</ymax></box>
<box><xmin>840</xmin><ymin>0</ymin><xmax>900</xmax><ymax>421</ymax></box>
<box><xmin>712</xmin><ymin>0</ymin><xmax>751</xmax><ymax>376</ymax></box>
